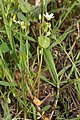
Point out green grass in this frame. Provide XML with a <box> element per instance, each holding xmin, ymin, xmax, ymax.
<box><xmin>0</xmin><ymin>0</ymin><xmax>80</xmax><ymax>119</ymax></box>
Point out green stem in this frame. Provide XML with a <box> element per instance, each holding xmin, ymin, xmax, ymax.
<box><xmin>54</xmin><ymin>81</ymin><xmax>60</xmax><ymax>109</ymax></box>
<box><xmin>35</xmin><ymin>48</ymin><xmax>43</xmax><ymax>96</ymax></box>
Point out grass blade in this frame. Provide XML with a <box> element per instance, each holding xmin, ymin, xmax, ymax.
<box><xmin>0</xmin><ymin>81</ymin><xmax>17</xmax><ymax>86</ymax></box>
<box><xmin>49</xmin><ymin>27</ymin><xmax>73</xmax><ymax>49</ymax></box>
<box><xmin>44</xmin><ymin>49</ymin><xmax>58</xmax><ymax>85</ymax></box>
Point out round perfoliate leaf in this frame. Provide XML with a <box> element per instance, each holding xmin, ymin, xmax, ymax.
<box><xmin>38</xmin><ymin>36</ymin><xmax>50</xmax><ymax>48</ymax></box>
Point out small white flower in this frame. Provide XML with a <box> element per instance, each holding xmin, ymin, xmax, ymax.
<box><xmin>13</xmin><ymin>20</ymin><xmax>21</xmax><ymax>24</ymax></box>
<box><xmin>43</xmin><ymin>12</ymin><xmax>54</xmax><ymax>21</ymax></box>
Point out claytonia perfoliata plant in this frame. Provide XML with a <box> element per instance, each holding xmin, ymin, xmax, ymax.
<box><xmin>38</xmin><ymin>12</ymin><xmax>54</xmax><ymax>48</ymax></box>
<box><xmin>43</xmin><ymin>12</ymin><xmax>54</xmax><ymax>21</ymax></box>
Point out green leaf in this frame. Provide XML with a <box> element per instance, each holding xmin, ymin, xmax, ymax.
<box><xmin>40</xmin><ymin>75</ymin><xmax>55</xmax><ymax>86</ymax></box>
<box><xmin>49</xmin><ymin>27</ymin><xmax>73</xmax><ymax>49</ymax></box>
<box><xmin>38</xmin><ymin>36</ymin><xmax>50</xmax><ymax>48</ymax></box>
<box><xmin>44</xmin><ymin>49</ymin><xmax>58</xmax><ymax>85</ymax></box>
<box><xmin>32</xmin><ymin>104</ymin><xmax>37</xmax><ymax>120</ymax></box>
<box><xmin>17</xmin><ymin>12</ymin><xmax>30</xmax><ymax>24</ymax></box>
<box><xmin>0</xmin><ymin>67</ymin><xmax>4</xmax><ymax>79</ymax></box>
<box><xmin>40</xmin><ymin>105</ymin><xmax>51</xmax><ymax>113</ymax></box>
<box><xmin>0</xmin><ymin>42</ymin><xmax>10</xmax><ymax>53</ymax></box>
<box><xmin>0</xmin><ymin>81</ymin><xmax>17</xmax><ymax>86</ymax></box>
<box><xmin>18</xmin><ymin>0</ymin><xmax>30</xmax><ymax>13</ymax></box>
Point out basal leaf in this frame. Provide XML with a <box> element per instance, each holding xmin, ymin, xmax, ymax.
<box><xmin>0</xmin><ymin>42</ymin><xmax>10</xmax><ymax>53</ymax></box>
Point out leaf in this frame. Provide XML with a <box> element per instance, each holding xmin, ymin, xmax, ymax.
<box><xmin>38</xmin><ymin>36</ymin><xmax>50</xmax><ymax>48</ymax></box>
<box><xmin>0</xmin><ymin>42</ymin><xmax>10</xmax><ymax>53</ymax></box>
<box><xmin>0</xmin><ymin>81</ymin><xmax>17</xmax><ymax>86</ymax></box>
<box><xmin>17</xmin><ymin>12</ymin><xmax>30</xmax><ymax>24</ymax></box>
<box><xmin>32</xmin><ymin>104</ymin><xmax>37</xmax><ymax>120</ymax></box>
<box><xmin>49</xmin><ymin>27</ymin><xmax>73</xmax><ymax>49</ymax></box>
<box><xmin>0</xmin><ymin>68</ymin><xmax>3</xmax><ymax>79</ymax></box>
<box><xmin>40</xmin><ymin>75</ymin><xmax>55</xmax><ymax>86</ymax></box>
<box><xmin>18</xmin><ymin>0</ymin><xmax>30</xmax><ymax>13</ymax></box>
<box><xmin>40</xmin><ymin>105</ymin><xmax>51</xmax><ymax>113</ymax></box>
<box><xmin>44</xmin><ymin>49</ymin><xmax>58</xmax><ymax>84</ymax></box>
<box><xmin>15</xmin><ymin>31</ymin><xmax>36</xmax><ymax>42</ymax></box>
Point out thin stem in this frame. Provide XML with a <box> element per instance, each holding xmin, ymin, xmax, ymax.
<box><xmin>35</xmin><ymin>48</ymin><xmax>43</xmax><ymax>97</ymax></box>
<box><xmin>55</xmin><ymin>81</ymin><xmax>60</xmax><ymax>108</ymax></box>
<box><xmin>49</xmin><ymin>81</ymin><xmax>60</xmax><ymax>120</ymax></box>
